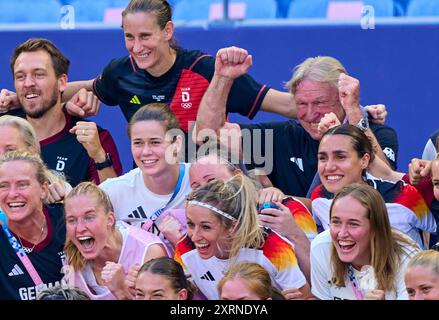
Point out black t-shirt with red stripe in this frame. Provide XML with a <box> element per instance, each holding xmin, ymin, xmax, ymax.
<box><xmin>93</xmin><ymin>48</ymin><xmax>269</xmax><ymax>132</ymax></box>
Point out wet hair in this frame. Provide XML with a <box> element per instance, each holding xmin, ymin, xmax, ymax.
<box><xmin>10</xmin><ymin>38</ymin><xmax>70</xmax><ymax>78</ymax></box>
<box><xmin>127</xmin><ymin>103</ymin><xmax>182</xmax><ymax>141</ymax></box>
<box><xmin>186</xmin><ymin>174</ymin><xmax>264</xmax><ymax>260</ymax></box>
<box><xmin>286</xmin><ymin>56</ymin><xmax>347</xmax><ymax>95</ymax></box>
<box><xmin>137</xmin><ymin>257</ymin><xmax>196</xmax><ymax>300</ymax></box>
<box><xmin>322</xmin><ymin>124</ymin><xmax>375</xmax><ymax>167</ymax></box>
<box><xmin>330</xmin><ymin>183</ymin><xmax>417</xmax><ymax>292</ymax></box>
<box><xmin>407</xmin><ymin>250</ymin><xmax>439</xmax><ymax>277</ymax></box>
<box><xmin>64</xmin><ymin>182</ymin><xmax>115</xmax><ymax>271</ymax></box>
<box><xmin>122</xmin><ymin>0</ymin><xmax>178</xmax><ymax>49</ymax></box>
<box><xmin>0</xmin><ymin>150</ymin><xmax>49</xmax><ymax>186</ymax></box>
<box><xmin>218</xmin><ymin>262</ymin><xmax>286</xmax><ymax>300</ymax></box>
<box><xmin>37</xmin><ymin>284</ymin><xmax>90</xmax><ymax>300</ymax></box>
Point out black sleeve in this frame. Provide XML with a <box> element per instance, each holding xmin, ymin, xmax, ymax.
<box><xmin>227</xmin><ymin>75</ymin><xmax>270</xmax><ymax>119</ymax></box>
<box><xmin>93</xmin><ymin>58</ymin><xmax>120</xmax><ymax>106</ymax></box>
<box><xmin>239</xmin><ymin>121</ymin><xmax>284</xmax><ymax>169</ymax></box>
<box><xmin>371</xmin><ymin>123</ymin><xmax>399</xmax><ymax>170</ymax></box>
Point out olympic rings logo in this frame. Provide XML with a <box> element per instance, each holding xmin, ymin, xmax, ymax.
<box><xmin>181</xmin><ymin>102</ymin><xmax>192</xmax><ymax>109</ymax></box>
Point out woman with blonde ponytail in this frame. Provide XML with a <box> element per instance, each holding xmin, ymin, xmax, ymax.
<box><xmin>174</xmin><ymin>174</ymin><xmax>311</xmax><ymax>300</ymax></box>
<box><xmin>63</xmin><ymin>182</ymin><xmax>168</xmax><ymax>300</ymax></box>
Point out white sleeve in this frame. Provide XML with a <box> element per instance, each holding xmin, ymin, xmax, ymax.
<box><xmin>310</xmin><ymin>238</ymin><xmax>332</xmax><ymax>300</ymax></box>
<box><xmin>273</xmin><ymin>261</ymin><xmax>307</xmax><ymax>291</ymax></box>
<box><xmin>422</xmin><ymin>139</ymin><xmax>437</xmax><ymax>160</ymax></box>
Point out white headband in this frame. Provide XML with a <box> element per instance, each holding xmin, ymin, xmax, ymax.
<box><xmin>188</xmin><ymin>200</ymin><xmax>236</xmax><ymax>221</ymax></box>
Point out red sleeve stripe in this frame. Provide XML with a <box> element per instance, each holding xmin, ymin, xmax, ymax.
<box><xmin>129</xmin><ymin>55</ymin><xmax>137</xmax><ymax>72</ymax></box>
<box><xmin>188</xmin><ymin>54</ymin><xmax>211</xmax><ymax>71</ymax></box>
<box><xmin>247</xmin><ymin>85</ymin><xmax>266</xmax><ymax>118</ymax></box>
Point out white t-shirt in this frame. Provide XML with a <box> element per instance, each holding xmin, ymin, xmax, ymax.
<box><xmin>176</xmin><ymin>231</ymin><xmax>307</xmax><ymax>300</ymax></box>
<box><xmin>310</xmin><ymin>230</ymin><xmax>419</xmax><ymax>300</ymax></box>
<box><xmin>100</xmin><ymin>163</ymin><xmax>192</xmax><ymax>230</ymax></box>
<box><xmin>311</xmin><ymin>176</ymin><xmax>436</xmax><ymax>249</ymax></box>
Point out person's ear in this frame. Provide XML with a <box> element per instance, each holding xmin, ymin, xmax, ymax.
<box><xmin>229</xmin><ymin>220</ymin><xmax>238</xmax><ymax>235</ymax></box>
<box><xmin>176</xmin><ymin>288</ymin><xmax>188</xmax><ymax>300</ymax></box>
<box><xmin>173</xmin><ymin>135</ymin><xmax>183</xmax><ymax>155</ymax></box>
<box><xmin>40</xmin><ymin>182</ymin><xmax>49</xmax><ymax>200</ymax></box>
<box><xmin>164</xmin><ymin>21</ymin><xmax>174</xmax><ymax>41</ymax></box>
<box><xmin>360</xmin><ymin>153</ymin><xmax>371</xmax><ymax>169</ymax></box>
<box><xmin>107</xmin><ymin>212</ymin><xmax>116</xmax><ymax>227</ymax></box>
<box><xmin>58</xmin><ymin>74</ymin><xmax>68</xmax><ymax>93</ymax></box>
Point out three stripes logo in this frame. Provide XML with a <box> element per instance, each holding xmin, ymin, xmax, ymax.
<box><xmin>128</xmin><ymin>207</ymin><xmax>161</xmax><ymax>236</ymax></box>
<box><xmin>290</xmin><ymin>157</ymin><xmax>304</xmax><ymax>172</ymax></box>
<box><xmin>130</xmin><ymin>95</ymin><xmax>141</xmax><ymax>105</ymax></box>
<box><xmin>200</xmin><ymin>271</ymin><xmax>215</xmax><ymax>281</ymax></box>
<box><xmin>8</xmin><ymin>264</ymin><xmax>24</xmax><ymax>277</ymax></box>
<box><xmin>128</xmin><ymin>206</ymin><xmax>148</xmax><ymax>220</ymax></box>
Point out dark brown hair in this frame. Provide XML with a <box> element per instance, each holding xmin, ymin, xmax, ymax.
<box><xmin>10</xmin><ymin>38</ymin><xmax>70</xmax><ymax>78</ymax></box>
<box><xmin>127</xmin><ymin>103</ymin><xmax>182</xmax><ymax>140</ymax></box>
<box><xmin>138</xmin><ymin>257</ymin><xmax>196</xmax><ymax>300</ymax></box>
<box><xmin>122</xmin><ymin>0</ymin><xmax>178</xmax><ymax>49</ymax></box>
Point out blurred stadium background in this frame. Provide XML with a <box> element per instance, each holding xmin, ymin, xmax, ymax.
<box><xmin>0</xmin><ymin>0</ymin><xmax>438</xmax><ymax>173</ymax></box>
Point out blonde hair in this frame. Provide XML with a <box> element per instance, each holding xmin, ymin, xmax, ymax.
<box><xmin>186</xmin><ymin>174</ymin><xmax>264</xmax><ymax>260</ymax></box>
<box><xmin>0</xmin><ymin>150</ymin><xmax>49</xmax><ymax>185</ymax></box>
<box><xmin>407</xmin><ymin>250</ymin><xmax>439</xmax><ymax>276</ymax></box>
<box><xmin>64</xmin><ymin>182</ymin><xmax>114</xmax><ymax>271</ymax></box>
<box><xmin>218</xmin><ymin>262</ymin><xmax>285</xmax><ymax>300</ymax></box>
<box><xmin>0</xmin><ymin>115</ymin><xmax>40</xmax><ymax>153</ymax></box>
<box><xmin>330</xmin><ymin>183</ymin><xmax>417</xmax><ymax>292</ymax></box>
<box><xmin>286</xmin><ymin>56</ymin><xmax>347</xmax><ymax>95</ymax></box>
<box><xmin>0</xmin><ymin>115</ymin><xmax>67</xmax><ymax>201</ymax></box>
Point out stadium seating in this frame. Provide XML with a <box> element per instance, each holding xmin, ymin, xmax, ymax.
<box><xmin>288</xmin><ymin>0</ymin><xmax>399</xmax><ymax>18</ymax></box>
<box><xmin>0</xmin><ymin>0</ymin><xmax>62</xmax><ymax>23</ymax></box>
<box><xmin>67</xmin><ymin>0</ymin><xmax>112</xmax><ymax>22</ymax></box>
<box><xmin>275</xmin><ymin>0</ymin><xmax>293</xmax><ymax>17</ymax></box>
<box><xmin>173</xmin><ymin>0</ymin><xmax>277</xmax><ymax>21</ymax></box>
<box><xmin>111</xmin><ymin>0</ymin><xmax>130</xmax><ymax>8</ymax></box>
<box><xmin>362</xmin><ymin>0</ymin><xmax>398</xmax><ymax>16</ymax></box>
<box><xmin>407</xmin><ymin>0</ymin><xmax>439</xmax><ymax>16</ymax></box>
<box><xmin>3</xmin><ymin>0</ymin><xmax>439</xmax><ymax>24</ymax></box>
<box><xmin>173</xmin><ymin>0</ymin><xmax>211</xmax><ymax>20</ymax></box>
<box><xmin>237</xmin><ymin>0</ymin><xmax>277</xmax><ymax>19</ymax></box>
<box><xmin>288</xmin><ymin>0</ymin><xmax>328</xmax><ymax>18</ymax></box>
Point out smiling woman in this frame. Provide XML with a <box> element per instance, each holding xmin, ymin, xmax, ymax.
<box><xmin>311</xmin><ymin>124</ymin><xmax>436</xmax><ymax>249</ymax></box>
<box><xmin>311</xmin><ymin>183</ymin><xmax>420</xmax><ymax>300</ymax></box>
<box><xmin>99</xmin><ymin>103</ymin><xmax>192</xmax><ymax>254</ymax></box>
<box><xmin>174</xmin><ymin>174</ymin><xmax>311</xmax><ymax>300</ymax></box>
<box><xmin>58</xmin><ymin>0</ymin><xmax>292</xmax><ymax>137</ymax></box>
<box><xmin>63</xmin><ymin>181</ymin><xmax>169</xmax><ymax>300</ymax></box>
<box><xmin>0</xmin><ymin>151</ymin><xmax>66</xmax><ymax>300</ymax></box>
